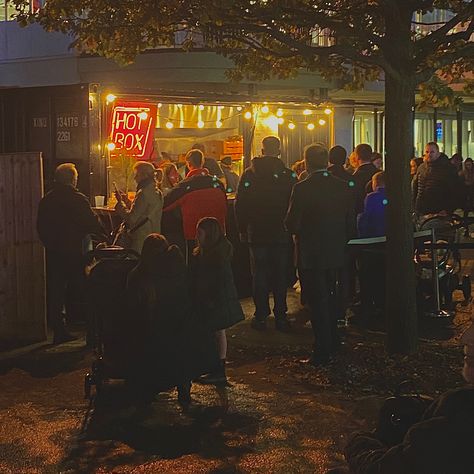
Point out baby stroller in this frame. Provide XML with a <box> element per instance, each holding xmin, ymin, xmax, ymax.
<box><xmin>415</xmin><ymin>214</ymin><xmax>471</xmax><ymax>315</ymax></box>
<box><xmin>84</xmin><ymin>247</ymin><xmax>140</xmax><ymax>399</ymax></box>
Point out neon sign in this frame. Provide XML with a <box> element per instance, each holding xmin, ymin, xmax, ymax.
<box><xmin>109</xmin><ymin>101</ymin><xmax>157</xmax><ymax>159</ymax></box>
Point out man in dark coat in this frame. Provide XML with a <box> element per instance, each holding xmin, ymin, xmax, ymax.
<box><xmin>352</xmin><ymin>143</ymin><xmax>378</xmax><ymax>214</ymax></box>
<box><xmin>327</xmin><ymin>145</ymin><xmax>352</xmax><ymax>182</ymax></box>
<box><xmin>37</xmin><ymin>163</ymin><xmax>104</xmax><ymax>343</ymax></box>
<box><xmin>412</xmin><ymin>141</ymin><xmax>463</xmax><ymax>217</ymax></box>
<box><xmin>286</xmin><ymin>144</ymin><xmax>354</xmax><ymax>365</ymax></box>
<box><xmin>191</xmin><ymin>142</ymin><xmax>224</xmax><ymax>179</ymax></box>
<box><xmin>235</xmin><ymin>136</ymin><xmax>297</xmax><ymax>331</ymax></box>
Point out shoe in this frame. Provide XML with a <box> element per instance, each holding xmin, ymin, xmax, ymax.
<box><xmin>53</xmin><ymin>331</ymin><xmax>77</xmax><ymax>345</ymax></box>
<box><xmin>275</xmin><ymin>318</ymin><xmax>291</xmax><ymax>332</ymax></box>
<box><xmin>196</xmin><ymin>359</ymin><xmax>227</xmax><ymax>385</ymax></box>
<box><xmin>250</xmin><ymin>318</ymin><xmax>267</xmax><ymax>330</ymax></box>
<box><xmin>304</xmin><ymin>353</ymin><xmax>332</xmax><ymax>367</ymax></box>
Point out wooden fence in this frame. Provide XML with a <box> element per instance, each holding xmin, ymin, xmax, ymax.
<box><xmin>0</xmin><ymin>152</ymin><xmax>46</xmax><ymax>348</ymax></box>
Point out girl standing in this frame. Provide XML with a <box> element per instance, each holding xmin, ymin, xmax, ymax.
<box><xmin>191</xmin><ymin>217</ymin><xmax>244</xmax><ymax>384</ymax></box>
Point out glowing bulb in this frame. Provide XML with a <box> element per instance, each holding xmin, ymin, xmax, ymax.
<box><xmin>244</xmin><ymin>111</ymin><xmax>252</xmax><ymax>120</ymax></box>
<box><xmin>106</xmin><ymin>142</ymin><xmax>116</xmax><ymax>151</ymax></box>
<box><xmin>106</xmin><ymin>93</ymin><xmax>117</xmax><ymax>104</ymax></box>
<box><xmin>218</xmin><ymin>105</ymin><xmax>224</xmax><ymax>110</ymax></box>
<box><xmin>288</xmin><ymin>122</ymin><xmax>296</xmax><ymax>130</ymax></box>
<box><xmin>276</xmin><ymin>109</ymin><xmax>283</xmax><ymax>117</ymax></box>
<box><xmin>165</xmin><ymin>121</ymin><xmax>174</xmax><ymax>129</ymax></box>
<box><xmin>237</xmin><ymin>106</ymin><xmax>243</xmax><ymax>111</ymax></box>
<box><xmin>261</xmin><ymin>105</ymin><xmax>269</xmax><ymax>114</ymax></box>
<box><xmin>197</xmin><ymin>120</ymin><xmax>205</xmax><ymax>128</ymax></box>
<box><xmin>157</xmin><ymin>103</ymin><xmax>163</xmax><ymax>108</ymax></box>
<box><xmin>303</xmin><ymin>109</ymin><xmax>312</xmax><ymax>115</ymax></box>
<box><xmin>324</xmin><ymin>108</ymin><xmax>332</xmax><ymax>115</ymax></box>
<box><xmin>199</xmin><ymin>105</ymin><xmax>205</xmax><ymax>110</ymax></box>
<box><xmin>307</xmin><ymin>123</ymin><xmax>315</xmax><ymax>130</ymax></box>
<box><xmin>277</xmin><ymin>117</ymin><xmax>284</xmax><ymax>125</ymax></box>
<box><xmin>138</xmin><ymin>111</ymin><xmax>148</xmax><ymax>120</ymax></box>
<box><xmin>318</xmin><ymin>118</ymin><xmax>327</xmax><ymax>126</ymax></box>
<box><xmin>177</xmin><ymin>104</ymin><xmax>183</xmax><ymax>108</ymax></box>
<box><xmin>216</xmin><ymin>120</ymin><xmax>223</xmax><ymax>128</ymax></box>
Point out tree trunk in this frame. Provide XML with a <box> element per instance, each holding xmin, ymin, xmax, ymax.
<box><xmin>384</xmin><ymin>73</ymin><xmax>418</xmax><ymax>354</ymax></box>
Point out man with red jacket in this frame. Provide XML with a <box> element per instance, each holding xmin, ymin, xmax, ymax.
<box><xmin>163</xmin><ymin>149</ymin><xmax>227</xmax><ymax>260</ymax></box>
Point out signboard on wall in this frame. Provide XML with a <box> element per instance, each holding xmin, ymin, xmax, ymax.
<box><xmin>109</xmin><ymin>101</ymin><xmax>157</xmax><ymax>160</ymax></box>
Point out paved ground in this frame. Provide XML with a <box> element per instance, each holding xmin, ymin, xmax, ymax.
<box><xmin>0</xmin><ymin>286</ymin><xmax>471</xmax><ymax>474</ymax></box>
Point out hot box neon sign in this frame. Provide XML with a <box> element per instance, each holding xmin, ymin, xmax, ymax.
<box><xmin>109</xmin><ymin>101</ymin><xmax>157</xmax><ymax>159</ymax></box>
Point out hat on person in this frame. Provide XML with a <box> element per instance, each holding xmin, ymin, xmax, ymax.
<box><xmin>220</xmin><ymin>156</ymin><xmax>233</xmax><ymax>166</ymax></box>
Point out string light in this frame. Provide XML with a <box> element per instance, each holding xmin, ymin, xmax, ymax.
<box><xmin>106</xmin><ymin>142</ymin><xmax>116</xmax><ymax>151</ymax></box>
<box><xmin>276</xmin><ymin>109</ymin><xmax>283</xmax><ymax>117</ymax></box>
<box><xmin>158</xmin><ymin>103</ymin><xmax>163</xmax><ymax>108</ymax></box>
<box><xmin>324</xmin><ymin>108</ymin><xmax>332</xmax><ymax>115</ymax></box>
<box><xmin>318</xmin><ymin>118</ymin><xmax>327</xmax><ymax>126</ymax></box>
<box><xmin>197</xmin><ymin>120</ymin><xmax>205</xmax><ymax>128</ymax></box>
<box><xmin>165</xmin><ymin>121</ymin><xmax>174</xmax><ymax>129</ymax></box>
<box><xmin>199</xmin><ymin>105</ymin><xmax>205</xmax><ymax>110</ymax></box>
<box><xmin>261</xmin><ymin>105</ymin><xmax>269</xmax><ymax>114</ymax></box>
<box><xmin>307</xmin><ymin>123</ymin><xmax>315</xmax><ymax>130</ymax></box>
<box><xmin>303</xmin><ymin>109</ymin><xmax>312</xmax><ymax>115</ymax></box>
<box><xmin>106</xmin><ymin>94</ymin><xmax>117</xmax><ymax>104</ymax></box>
<box><xmin>244</xmin><ymin>111</ymin><xmax>252</xmax><ymax>120</ymax></box>
<box><xmin>216</xmin><ymin>120</ymin><xmax>223</xmax><ymax>128</ymax></box>
<box><xmin>138</xmin><ymin>111</ymin><xmax>148</xmax><ymax>120</ymax></box>
<box><xmin>288</xmin><ymin>122</ymin><xmax>296</xmax><ymax>130</ymax></box>
<box><xmin>277</xmin><ymin>117</ymin><xmax>284</xmax><ymax>125</ymax></box>
<box><xmin>236</xmin><ymin>106</ymin><xmax>243</xmax><ymax>111</ymax></box>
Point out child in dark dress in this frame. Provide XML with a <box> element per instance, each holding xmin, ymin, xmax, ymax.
<box><xmin>191</xmin><ymin>217</ymin><xmax>244</xmax><ymax>384</ymax></box>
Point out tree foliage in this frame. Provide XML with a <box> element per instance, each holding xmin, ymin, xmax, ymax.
<box><xmin>14</xmin><ymin>0</ymin><xmax>474</xmax><ymax>99</ymax></box>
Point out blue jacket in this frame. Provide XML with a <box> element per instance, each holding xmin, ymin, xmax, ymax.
<box><xmin>357</xmin><ymin>187</ymin><xmax>386</xmax><ymax>238</ymax></box>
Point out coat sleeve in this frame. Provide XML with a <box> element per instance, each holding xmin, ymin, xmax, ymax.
<box><xmin>76</xmin><ymin>194</ymin><xmax>105</xmax><ymax>237</ymax></box>
<box><xmin>284</xmin><ymin>185</ymin><xmax>302</xmax><ymax>235</ymax></box>
<box><xmin>115</xmin><ymin>189</ymin><xmax>148</xmax><ymax>228</ymax></box>
<box><xmin>357</xmin><ymin>194</ymin><xmax>372</xmax><ymax>238</ymax></box>
<box><xmin>234</xmin><ymin>170</ymin><xmax>252</xmax><ymax>234</ymax></box>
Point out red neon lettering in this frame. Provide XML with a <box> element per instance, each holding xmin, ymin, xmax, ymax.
<box><xmin>115</xmin><ymin>132</ymin><xmax>125</xmax><ymax>148</ymax></box>
<box><xmin>135</xmin><ymin>134</ymin><xmax>145</xmax><ymax>151</ymax></box>
<box><xmin>124</xmin><ymin>133</ymin><xmax>135</xmax><ymax>150</ymax></box>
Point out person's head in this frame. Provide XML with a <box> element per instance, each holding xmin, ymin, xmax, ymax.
<box><xmin>410</xmin><ymin>157</ymin><xmax>423</xmax><ymax>175</ymax></box>
<box><xmin>192</xmin><ymin>143</ymin><xmax>205</xmax><ymax>154</ymax></box>
<box><xmin>304</xmin><ymin>143</ymin><xmax>329</xmax><ymax>172</ymax></box>
<box><xmin>133</xmin><ymin>161</ymin><xmax>156</xmax><ymax>185</ymax></box>
<box><xmin>348</xmin><ymin>151</ymin><xmax>358</xmax><ymax>169</ymax></box>
<box><xmin>54</xmin><ymin>163</ymin><xmax>78</xmax><ymax>187</ymax></box>
<box><xmin>139</xmin><ymin>233</ymin><xmax>170</xmax><ymax>270</ymax></box>
<box><xmin>371</xmin><ymin>152</ymin><xmax>383</xmax><ymax>170</ymax></box>
<box><xmin>329</xmin><ymin>145</ymin><xmax>347</xmax><ymax>167</ymax></box>
<box><xmin>355</xmin><ymin>143</ymin><xmax>373</xmax><ymax>165</ymax></box>
<box><xmin>262</xmin><ymin>136</ymin><xmax>281</xmax><ymax>157</ymax></box>
<box><xmin>464</xmin><ymin>157</ymin><xmax>473</xmax><ymax>171</ymax></box>
<box><xmin>195</xmin><ymin>217</ymin><xmax>224</xmax><ymax>252</ymax></box>
<box><xmin>372</xmin><ymin>171</ymin><xmax>385</xmax><ymax>191</ymax></box>
<box><xmin>220</xmin><ymin>156</ymin><xmax>233</xmax><ymax>168</ymax></box>
<box><xmin>161</xmin><ymin>163</ymin><xmax>180</xmax><ymax>188</ymax></box>
<box><xmin>291</xmin><ymin>159</ymin><xmax>306</xmax><ymax>177</ymax></box>
<box><xmin>185</xmin><ymin>149</ymin><xmax>204</xmax><ymax>170</ymax></box>
<box><xmin>424</xmin><ymin>142</ymin><xmax>440</xmax><ymax>162</ymax></box>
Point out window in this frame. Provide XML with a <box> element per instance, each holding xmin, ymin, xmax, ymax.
<box><xmin>1</xmin><ymin>0</ymin><xmax>40</xmax><ymax>21</ymax></box>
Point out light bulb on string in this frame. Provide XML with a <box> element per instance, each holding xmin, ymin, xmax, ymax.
<box><xmin>106</xmin><ymin>93</ymin><xmax>117</xmax><ymax>104</ymax></box>
<box><xmin>106</xmin><ymin>142</ymin><xmax>116</xmax><ymax>151</ymax></box>
<box><xmin>307</xmin><ymin>123</ymin><xmax>315</xmax><ymax>130</ymax></box>
<box><xmin>277</xmin><ymin>117</ymin><xmax>284</xmax><ymax>125</ymax></box>
<box><xmin>324</xmin><ymin>108</ymin><xmax>332</xmax><ymax>115</ymax></box>
<box><xmin>303</xmin><ymin>109</ymin><xmax>312</xmax><ymax>115</ymax></box>
<box><xmin>276</xmin><ymin>109</ymin><xmax>283</xmax><ymax>117</ymax></box>
<box><xmin>138</xmin><ymin>111</ymin><xmax>148</xmax><ymax>120</ymax></box>
<box><xmin>197</xmin><ymin>120</ymin><xmax>205</xmax><ymax>128</ymax></box>
<box><xmin>165</xmin><ymin>121</ymin><xmax>174</xmax><ymax>129</ymax></box>
<box><xmin>216</xmin><ymin>120</ymin><xmax>223</xmax><ymax>128</ymax></box>
<box><xmin>199</xmin><ymin>105</ymin><xmax>205</xmax><ymax>111</ymax></box>
<box><xmin>318</xmin><ymin>118</ymin><xmax>327</xmax><ymax>126</ymax></box>
<box><xmin>244</xmin><ymin>111</ymin><xmax>252</xmax><ymax>120</ymax></box>
<box><xmin>236</xmin><ymin>106</ymin><xmax>243</xmax><ymax>111</ymax></box>
<box><xmin>261</xmin><ymin>105</ymin><xmax>269</xmax><ymax>114</ymax></box>
<box><xmin>288</xmin><ymin>122</ymin><xmax>296</xmax><ymax>130</ymax></box>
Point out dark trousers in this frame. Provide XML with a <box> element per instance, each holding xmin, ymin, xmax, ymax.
<box><xmin>46</xmin><ymin>252</ymin><xmax>86</xmax><ymax>334</ymax></box>
<box><xmin>358</xmin><ymin>250</ymin><xmax>385</xmax><ymax>315</ymax></box>
<box><xmin>299</xmin><ymin>268</ymin><xmax>339</xmax><ymax>356</ymax></box>
<box><xmin>249</xmin><ymin>245</ymin><xmax>289</xmax><ymax>320</ymax></box>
